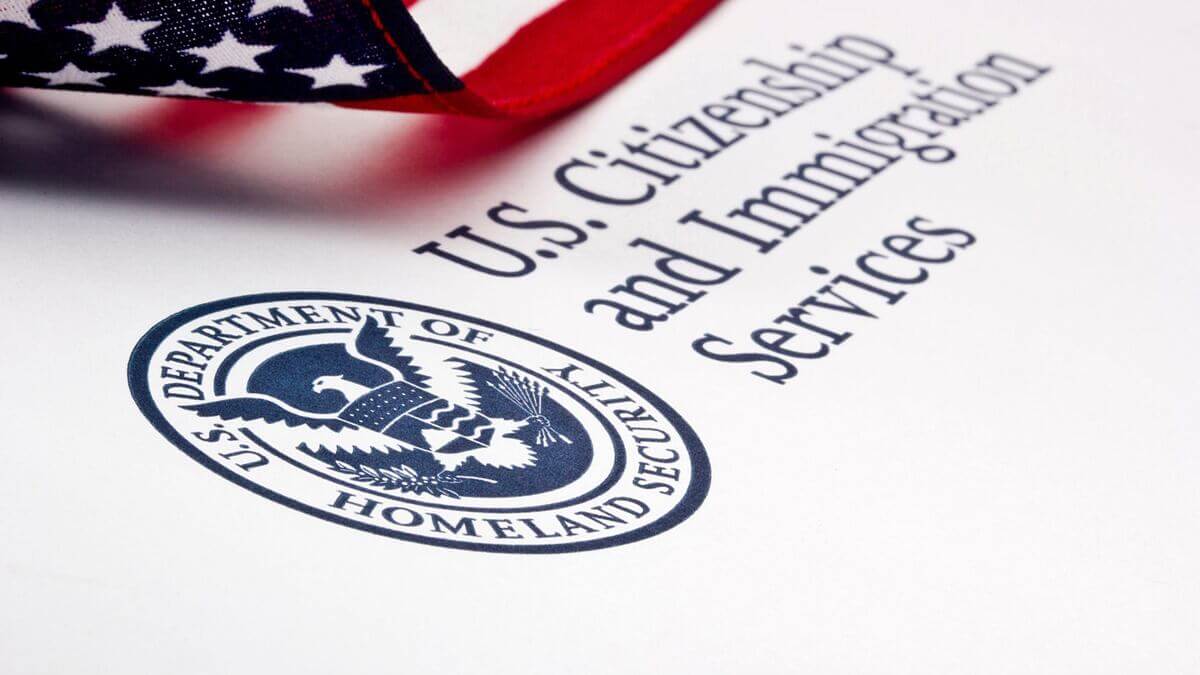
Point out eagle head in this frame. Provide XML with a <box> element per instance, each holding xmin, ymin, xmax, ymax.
<box><xmin>312</xmin><ymin>374</ymin><xmax>347</xmax><ymax>394</ymax></box>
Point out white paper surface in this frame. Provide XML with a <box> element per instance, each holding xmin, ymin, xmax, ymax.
<box><xmin>2</xmin><ymin>1</ymin><xmax>1198</xmax><ymax>673</ymax></box>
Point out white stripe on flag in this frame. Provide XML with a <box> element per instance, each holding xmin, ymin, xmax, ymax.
<box><xmin>408</xmin><ymin>0</ymin><xmax>562</xmax><ymax>76</ymax></box>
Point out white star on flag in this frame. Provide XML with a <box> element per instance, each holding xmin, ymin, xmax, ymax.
<box><xmin>146</xmin><ymin>80</ymin><xmax>223</xmax><ymax>98</ymax></box>
<box><xmin>249</xmin><ymin>0</ymin><xmax>310</xmax><ymax>17</ymax></box>
<box><xmin>0</xmin><ymin>1</ymin><xmax>37</xmax><ymax>29</ymax></box>
<box><xmin>30</xmin><ymin>63</ymin><xmax>113</xmax><ymax>87</ymax></box>
<box><xmin>185</xmin><ymin>31</ymin><xmax>274</xmax><ymax>74</ymax></box>
<box><xmin>286</xmin><ymin>54</ymin><xmax>385</xmax><ymax>89</ymax></box>
<box><xmin>70</xmin><ymin>4</ymin><xmax>161</xmax><ymax>53</ymax></box>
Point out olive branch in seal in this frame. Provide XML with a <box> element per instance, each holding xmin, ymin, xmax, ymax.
<box><xmin>327</xmin><ymin>460</ymin><xmax>495</xmax><ymax>499</ymax></box>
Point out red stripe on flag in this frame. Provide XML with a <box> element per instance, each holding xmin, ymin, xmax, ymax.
<box><xmin>338</xmin><ymin>0</ymin><xmax>721</xmax><ymax>118</ymax></box>
<box><xmin>465</xmin><ymin>0</ymin><xmax>721</xmax><ymax>116</ymax></box>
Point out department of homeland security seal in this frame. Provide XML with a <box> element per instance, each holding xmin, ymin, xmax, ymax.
<box><xmin>128</xmin><ymin>293</ymin><xmax>709</xmax><ymax>553</ymax></box>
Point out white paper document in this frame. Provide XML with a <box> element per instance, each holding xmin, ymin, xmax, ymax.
<box><xmin>2</xmin><ymin>1</ymin><xmax>1198</xmax><ymax>673</ymax></box>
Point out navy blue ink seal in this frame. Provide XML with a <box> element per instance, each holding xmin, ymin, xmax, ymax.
<box><xmin>128</xmin><ymin>292</ymin><xmax>709</xmax><ymax>553</ymax></box>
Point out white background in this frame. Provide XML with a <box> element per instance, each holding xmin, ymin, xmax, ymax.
<box><xmin>2</xmin><ymin>0</ymin><xmax>1198</xmax><ymax>673</ymax></box>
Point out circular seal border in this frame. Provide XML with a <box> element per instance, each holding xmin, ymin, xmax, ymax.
<box><xmin>128</xmin><ymin>292</ymin><xmax>711</xmax><ymax>554</ymax></box>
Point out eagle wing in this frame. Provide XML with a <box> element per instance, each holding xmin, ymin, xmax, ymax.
<box><xmin>349</xmin><ymin>317</ymin><xmax>427</xmax><ymax>386</ymax></box>
<box><xmin>186</xmin><ymin>396</ymin><xmax>349</xmax><ymax>430</ymax></box>
<box><xmin>351</xmin><ymin>318</ymin><xmax>485</xmax><ymax>408</ymax></box>
<box><xmin>395</xmin><ymin>340</ymin><xmax>484</xmax><ymax>409</ymax></box>
<box><xmin>184</xmin><ymin>396</ymin><xmax>405</xmax><ymax>455</ymax></box>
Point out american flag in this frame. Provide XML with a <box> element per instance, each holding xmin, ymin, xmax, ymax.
<box><xmin>0</xmin><ymin>0</ymin><xmax>720</xmax><ymax>116</ymax></box>
<box><xmin>1</xmin><ymin>0</ymin><xmax>720</xmax><ymax>208</ymax></box>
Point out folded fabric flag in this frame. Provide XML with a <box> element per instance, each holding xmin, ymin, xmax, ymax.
<box><xmin>0</xmin><ymin>0</ymin><xmax>720</xmax><ymax>117</ymax></box>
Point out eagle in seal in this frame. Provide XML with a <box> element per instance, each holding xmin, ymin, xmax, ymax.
<box><xmin>184</xmin><ymin>317</ymin><xmax>571</xmax><ymax>485</ymax></box>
